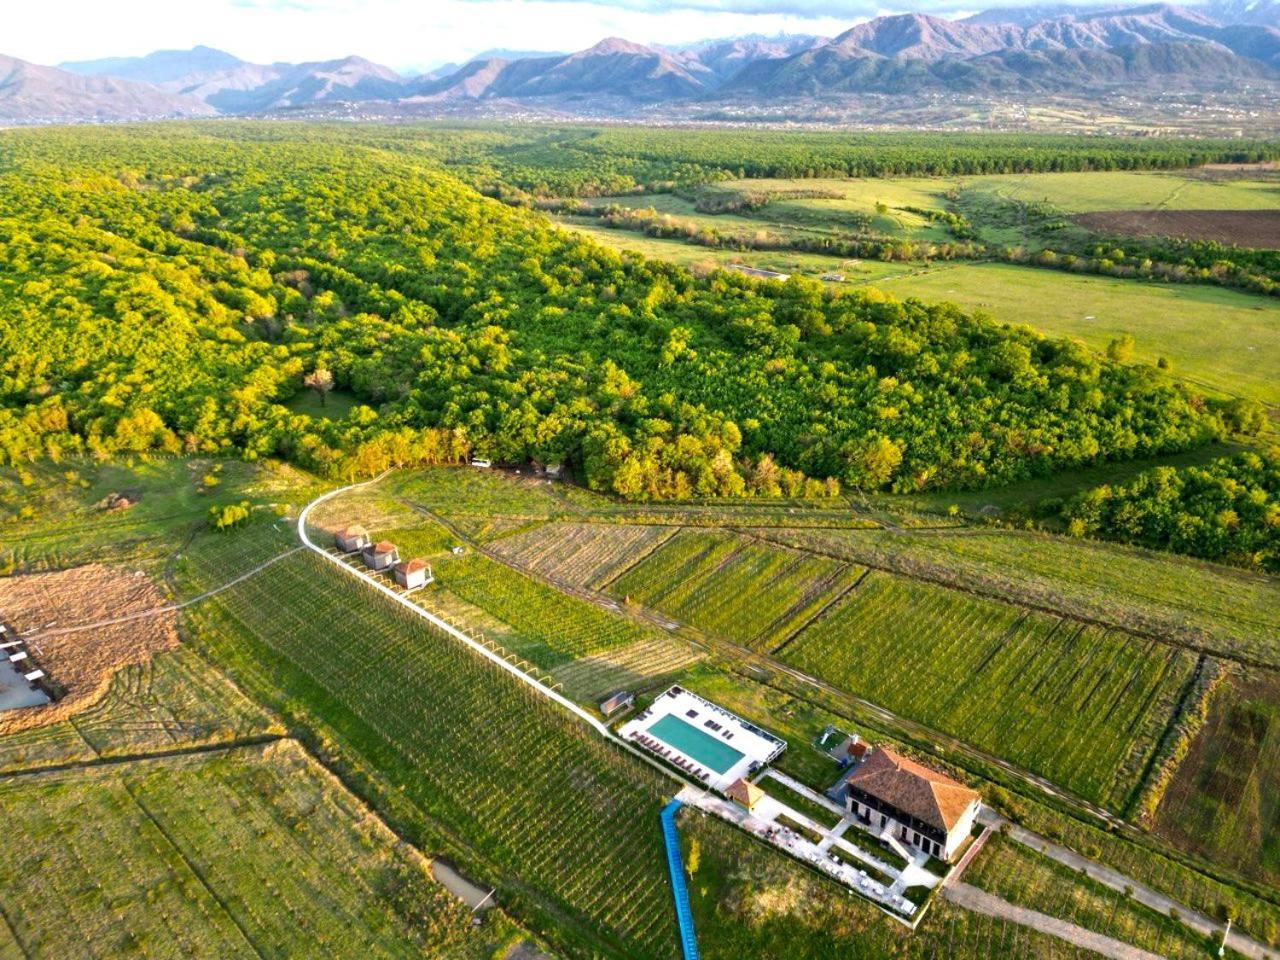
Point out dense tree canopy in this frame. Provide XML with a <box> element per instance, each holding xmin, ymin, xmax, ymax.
<box><xmin>1061</xmin><ymin>450</ymin><xmax>1280</xmax><ymax>572</ymax></box>
<box><xmin>0</xmin><ymin>123</ymin><xmax>1236</xmax><ymax>499</ymax></box>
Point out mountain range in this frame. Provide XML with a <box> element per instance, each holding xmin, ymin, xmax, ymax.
<box><xmin>2</xmin><ymin>2</ymin><xmax>1276</xmax><ymax>122</ymax></box>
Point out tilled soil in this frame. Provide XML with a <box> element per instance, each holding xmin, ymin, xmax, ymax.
<box><xmin>1072</xmin><ymin>209</ymin><xmax>1280</xmax><ymax>248</ymax></box>
<box><xmin>0</xmin><ymin>564</ymin><xmax>178</xmax><ymax>733</ymax></box>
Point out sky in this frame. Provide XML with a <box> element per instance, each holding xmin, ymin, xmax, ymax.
<box><xmin>8</xmin><ymin>0</ymin><xmax>1103</xmax><ymax>73</ymax></box>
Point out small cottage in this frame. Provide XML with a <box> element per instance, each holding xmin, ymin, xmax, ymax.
<box><xmin>335</xmin><ymin>524</ymin><xmax>370</xmax><ymax>553</ymax></box>
<box><xmin>362</xmin><ymin>540</ymin><xmax>400</xmax><ymax>572</ymax></box>
<box><xmin>393</xmin><ymin>557</ymin><xmax>432</xmax><ymax>590</ymax></box>
<box><xmin>726</xmin><ymin>778</ymin><xmax>765</xmax><ymax>813</ymax></box>
<box><xmin>599</xmin><ymin>690</ymin><xmax>634</xmax><ymax>717</ymax></box>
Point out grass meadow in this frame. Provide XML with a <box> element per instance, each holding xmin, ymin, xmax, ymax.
<box><xmin>869</xmin><ymin>263</ymin><xmax>1280</xmax><ymax>405</ymax></box>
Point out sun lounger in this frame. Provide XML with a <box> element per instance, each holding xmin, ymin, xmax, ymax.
<box><xmin>23</xmin><ymin>670</ymin><xmax>44</xmax><ymax>683</ymax></box>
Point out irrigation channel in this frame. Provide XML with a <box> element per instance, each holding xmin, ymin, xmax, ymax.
<box><xmin>295</xmin><ymin>473</ymin><xmax>1277</xmax><ymax>960</ymax></box>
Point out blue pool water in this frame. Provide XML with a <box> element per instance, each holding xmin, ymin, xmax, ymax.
<box><xmin>649</xmin><ymin>713</ymin><xmax>745</xmax><ymax>775</ymax></box>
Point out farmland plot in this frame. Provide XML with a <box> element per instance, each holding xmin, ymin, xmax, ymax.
<box><xmin>965</xmin><ymin>834</ymin><xmax>1234</xmax><ymax>960</ymax></box>
<box><xmin>1155</xmin><ymin>673</ymin><xmax>1280</xmax><ymax>888</ymax></box>
<box><xmin>188</xmin><ymin>551</ymin><xmax>678</xmax><ymax>959</ymax></box>
<box><xmin>433</xmin><ymin>551</ymin><xmax>656</xmax><ymax>668</ymax></box>
<box><xmin>0</xmin><ymin>741</ymin><xmax>504</xmax><ymax>959</ymax></box>
<box><xmin>0</xmin><ymin>646</ymin><xmax>280</xmax><ymax>772</ymax></box>
<box><xmin>489</xmin><ymin>521</ymin><xmax>676</xmax><ymax>589</ymax></box>
<box><xmin>610</xmin><ymin>530</ymin><xmax>865</xmax><ymax>650</ymax></box>
<box><xmin>782</xmin><ymin>573</ymin><xmax>1195</xmax><ymax>809</ymax></box>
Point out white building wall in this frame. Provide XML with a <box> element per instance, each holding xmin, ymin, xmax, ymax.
<box><xmin>943</xmin><ymin>801</ymin><xmax>981</xmax><ymax>860</ymax></box>
<box><xmin>849</xmin><ymin>798</ymin><xmax>980</xmax><ymax>862</ymax></box>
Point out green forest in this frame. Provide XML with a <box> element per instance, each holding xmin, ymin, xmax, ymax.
<box><xmin>1062</xmin><ymin>449</ymin><xmax>1280</xmax><ymax>571</ymax></box>
<box><xmin>0</xmin><ymin>123</ymin><xmax>1266</xmax><ymax>504</ymax></box>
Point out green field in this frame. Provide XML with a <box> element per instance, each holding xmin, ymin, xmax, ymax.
<box><xmin>431</xmin><ymin>550</ymin><xmax>655</xmax><ymax>668</ymax></box>
<box><xmin>757</xmin><ymin>526</ymin><xmax>1280</xmax><ymax>668</ymax></box>
<box><xmin>0</xmin><ymin>741</ymin><xmax>513</xmax><ymax>959</ymax></box>
<box><xmin>970</xmin><ymin>170</ymin><xmax>1280</xmax><ymax>213</ymax></box>
<box><xmin>1155</xmin><ymin>673</ymin><xmax>1280</xmax><ymax>889</ymax></box>
<box><xmin>562</xmin><ymin>515</ymin><xmax>1198</xmax><ymax>809</ymax></box>
<box><xmin>187</xmin><ymin>550</ymin><xmax>679</xmax><ymax>959</ymax></box>
<box><xmin>965</xmin><ymin>834</ymin><xmax>1242</xmax><ymax>960</ymax></box>
<box><xmin>555</xmin><ymin>215</ymin><xmax>913</xmax><ymax>280</ymax></box>
<box><xmin>781</xmin><ymin>574</ymin><xmax>1194</xmax><ymax>810</ymax></box>
<box><xmin>284</xmin><ymin>387</ymin><xmax>360</xmax><ymax>420</ymax></box>
<box><xmin>609</xmin><ymin>529</ymin><xmax>865</xmax><ymax>651</ymax></box>
<box><xmin>871</xmin><ymin>262</ymin><xmax>1280</xmax><ymax>405</ymax></box>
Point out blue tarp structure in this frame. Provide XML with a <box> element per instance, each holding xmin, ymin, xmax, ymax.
<box><xmin>660</xmin><ymin>798</ymin><xmax>700</xmax><ymax>960</ymax></box>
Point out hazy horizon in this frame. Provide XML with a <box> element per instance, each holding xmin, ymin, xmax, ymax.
<box><xmin>12</xmin><ymin>0</ymin><xmax>1184</xmax><ymax>74</ymax></box>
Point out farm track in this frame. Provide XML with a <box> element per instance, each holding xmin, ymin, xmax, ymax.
<box><xmin>0</xmin><ymin>733</ymin><xmax>286</xmax><ymax>781</ymax></box>
<box><xmin>979</xmin><ymin>811</ymin><xmax>1280</xmax><ymax>960</ymax></box>
<box><xmin>941</xmin><ymin>882</ymin><xmax>1165</xmax><ymax>960</ymax></box>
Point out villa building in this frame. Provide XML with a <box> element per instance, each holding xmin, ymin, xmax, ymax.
<box><xmin>844</xmin><ymin>747</ymin><xmax>980</xmax><ymax>862</ymax></box>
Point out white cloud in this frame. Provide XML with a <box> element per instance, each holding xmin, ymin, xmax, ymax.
<box><xmin>9</xmin><ymin>0</ymin><xmax>867</xmax><ymax>72</ymax></box>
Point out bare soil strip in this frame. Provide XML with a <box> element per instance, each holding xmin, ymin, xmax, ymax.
<box><xmin>0</xmin><ymin>565</ymin><xmax>178</xmax><ymax>734</ymax></box>
<box><xmin>1073</xmin><ymin>209</ymin><xmax>1280</xmax><ymax>247</ymax></box>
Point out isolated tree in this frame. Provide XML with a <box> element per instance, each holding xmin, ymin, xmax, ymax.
<box><xmin>304</xmin><ymin>368</ymin><xmax>335</xmax><ymax>407</ymax></box>
<box><xmin>1106</xmin><ymin>334</ymin><xmax>1136</xmax><ymax>363</ymax></box>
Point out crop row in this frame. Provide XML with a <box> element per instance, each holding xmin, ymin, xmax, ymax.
<box><xmin>782</xmin><ymin>573</ymin><xmax>1194</xmax><ymax>809</ymax></box>
<box><xmin>190</xmin><ymin>552</ymin><xmax>678</xmax><ymax>959</ymax></box>
<box><xmin>0</xmin><ymin>744</ymin><xmax>489</xmax><ymax>959</ymax></box>
<box><xmin>610</xmin><ymin>529</ymin><xmax>863</xmax><ymax>649</ymax></box>
<box><xmin>549</xmin><ymin>635</ymin><xmax>705</xmax><ymax>701</ymax></box>
<box><xmin>489</xmin><ymin>521</ymin><xmax>676</xmax><ymax>589</ymax></box>
<box><xmin>433</xmin><ymin>551</ymin><xmax>655</xmax><ymax>669</ymax></box>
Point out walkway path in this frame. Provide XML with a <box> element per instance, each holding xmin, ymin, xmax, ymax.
<box><xmin>979</xmin><ymin>811</ymin><xmax>1279</xmax><ymax>960</ymax></box>
<box><xmin>942</xmin><ymin>882</ymin><xmax>1166</xmax><ymax>960</ymax></box>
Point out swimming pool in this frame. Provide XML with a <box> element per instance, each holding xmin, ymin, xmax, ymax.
<box><xmin>648</xmin><ymin>713</ymin><xmax>745</xmax><ymax>775</ymax></box>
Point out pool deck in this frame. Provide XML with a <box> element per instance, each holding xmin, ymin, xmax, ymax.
<box><xmin>619</xmin><ymin>686</ymin><xmax>785</xmax><ymax>792</ymax></box>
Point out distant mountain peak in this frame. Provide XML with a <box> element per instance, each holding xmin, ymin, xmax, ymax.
<box><xmin>584</xmin><ymin>37</ymin><xmax>655</xmax><ymax>56</ymax></box>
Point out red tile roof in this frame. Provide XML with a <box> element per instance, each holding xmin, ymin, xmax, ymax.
<box><xmin>726</xmin><ymin>778</ymin><xmax>764</xmax><ymax>809</ymax></box>
<box><xmin>395</xmin><ymin>558</ymin><xmax>429</xmax><ymax>574</ymax></box>
<box><xmin>846</xmin><ymin>747</ymin><xmax>979</xmax><ymax>833</ymax></box>
<box><xmin>371</xmin><ymin>540</ymin><xmax>396</xmax><ymax>554</ymax></box>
